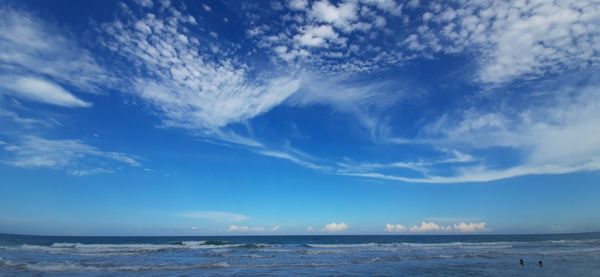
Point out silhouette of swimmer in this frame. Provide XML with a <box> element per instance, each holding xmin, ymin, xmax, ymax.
<box><xmin>519</xmin><ymin>259</ymin><xmax>524</xmax><ymax>265</ymax></box>
<box><xmin>538</xmin><ymin>260</ymin><xmax>543</xmax><ymax>267</ymax></box>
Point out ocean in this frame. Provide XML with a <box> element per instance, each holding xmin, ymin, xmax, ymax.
<box><xmin>1</xmin><ymin>232</ymin><xmax>599</xmax><ymax>276</ymax></box>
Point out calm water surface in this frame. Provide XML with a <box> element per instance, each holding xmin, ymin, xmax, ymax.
<box><xmin>1</xmin><ymin>232</ymin><xmax>600</xmax><ymax>276</ymax></box>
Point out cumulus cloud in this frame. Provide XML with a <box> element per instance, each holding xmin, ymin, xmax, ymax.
<box><xmin>385</xmin><ymin>223</ymin><xmax>406</xmax><ymax>232</ymax></box>
<box><xmin>385</xmin><ymin>222</ymin><xmax>488</xmax><ymax>233</ymax></box>
<box><xmin>410</xmin><ymin>222</ymin><xmax>446</xmax><ymax>232</ymax></box>
<box><xmin>178</xmin><ymin>211</ymin><xmax>250</xmax><ymax>222</ymax></box>
<box><xmin>2</xmin><ymin>135</ymin><xmax>140</xmax><ymax>175</ymax></box>
<box><xmin>453</xmin><ymin>222</ymin><xmax>486</xmax><ymax>232</ymax></box>
<box><xmin>295</xmin><ymin>25</ymin><xmax>342</xmax><ymax>47</ymax></box>
<box><xmin>133</xmin><ymin>0</ymin><xmax>153</xmax><ymax>8</ymax></box>
<box><xmin>309</xmin><ymin>0</ymin><xmax>358</xmax><ymax>31</ymax></box>
<box><xmin>288</xmin><ymin>0</ymin><xmax>308</xmax><ymax>10</ymax></box>
<box><xmin>323</xmin><ymin>222</ymin><xmax>349</xmax><ymax>232</ymax></box>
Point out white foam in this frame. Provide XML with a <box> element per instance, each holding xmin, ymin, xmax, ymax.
<box><xmin>16</xmin><ymin>241</ymin><xmax>245</xmax><ymax>256</ymax></box>
<box><xmin>0</xmin><ymin>257</ymin><xmax>232</xmax><ymax>272</ymax></box>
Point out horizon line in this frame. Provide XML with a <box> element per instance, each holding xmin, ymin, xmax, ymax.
<box><xmin>1</xmin><ymin>230</ymin><xmax>599</xmax><ymax>238</ymax></box>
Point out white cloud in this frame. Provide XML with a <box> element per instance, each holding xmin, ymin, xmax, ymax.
<box><xmin>410</xmin><ymin>222</ymin><xmax>445</xmax><ymax>232</ymax></box>
<box><xmin>178</xmin><ymin>211</ymin><xmax>250</xmax><ymax>222</ymax></box>
<box><xmin>69</xmin><ymin>168</ymin><xmax>115</xmax><ymax>176</ymax></box>
<box><xmin>0</xmin><ymin>8</ymin><xmax>111</xmax><ymax>93</ymax></box>
<box><xmin>2</xmin><ymin>76</ymin><xmax>91</xmax><ymax>108</ymax></box>
<box><xmin>410</xmin><ymin>0</ymin><xmax>600</xmax><ymax>84</ymax></box>
<box><xmin>227</xmin><ymin>225</ymin><xmax>265</xmax><ymax>232</ymax></box>
<box><xmin>295</xmin><ymin>25</ymin><xmax>341</xmax><ymax>47</ymax></box>
<box><xmin>202</xmin><ymin>4</ymin><xmax>212</xmax><ymax>12</ymax></box>
<box><xmin>323</xmin><ymin>222</ymin><xmax>349</xmax><ymax>232</ymax></box>
<box><xmin>359</xmin><ymin>0</ymin><xmax>402</xmax><ymax>15</ymax></box>
<box><xmin>307</xmin><ymin>226</ymin><xmax>315</xmax><ymax>231</ymax></box>
<box><xmin>400</xmin><ymin>221</ymin><xmax>487</xmax><ymax>233</ymax></box>
<box><xmin>255</xmin><ymin>148</ymin><xmax>331</xmax><ymax>171</ymax></box>
<box><xmin>453</xmin><ymin>222</ymin><xmax>486</xmax><ymax>232</ymax></box>
<box><xmin>416</xmin><ymin>84</ymin><xmax>600</xmax><ymax>183</ymax></box>
<box><xmin>385</xmin><ymin>223</ymin><xmax>406</xmax><ymax>232</ymax></box>
<box><xmin>309</xmin><ymin>0</ymin><xmax>358</xmax><ymax>31</ymax></box>
<box><xmin>0</xmin><ymin>106</ymin><xmax>55</xmax><ymax>127</ymax></box>
<box><xmin>288</xmin><ymin>0</ymin><xmax>308</xmax><ymax>10</ymax></box>
<box><xmin>133</xmin><ymin>0</ymin><xmax>154</xmax><ymax>8</ymax></box>
<box><xmin>99</xmin><ymin>3</ymin><xmax>301</xmax><ymax>132</ymax></box>
<box><xmin>335</xmin><ymin>81</ymin><xmax>600</xmax><ymax>184</ymax></box>
<box><xmin>246</xmin><ymin>0</ymin><xmax>405</xmax><ymax>73</ymax></box>
<box><xmin>227</xmin><ymin>224</ymin><xmax>280</xmax><ymax>233</ymax></box>
<box><xmin>245</xmin><ymin>0</ymin><xmax>600</xmax><ymax>80</ymax></box>
<box><xmin>288</xmin><ymin>75</ymin><xmax>409</xmax><ymax>141</ymax></box>
<box><xmin>2</xmin><ymin>135</ymin><xmax>140</xmax><ymax>175</ymax></box>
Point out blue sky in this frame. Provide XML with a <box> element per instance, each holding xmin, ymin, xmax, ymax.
<box><xmin>1</xmin><ymin>0</ymin><xmax>599</xmax><ymax>236</ymax></box>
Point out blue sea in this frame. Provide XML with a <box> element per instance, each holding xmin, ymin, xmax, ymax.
<box><xmin>1</xmin><ymin>232</ymin><xmax>600</xmax><ymax>276</ymax></box>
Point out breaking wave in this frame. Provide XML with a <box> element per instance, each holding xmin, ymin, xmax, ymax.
<box><xmin>0</xmin><ymin>257</ymin><xmax>230</xmax><ymax>272</ymax></box>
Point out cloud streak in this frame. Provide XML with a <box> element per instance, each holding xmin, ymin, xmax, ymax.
<box><xmin>2</xmin><ymin>76</ymin><xmax>92</xmax><ymax>108</ymax></box>
<box><xmin>2</xmin><ymin>135</ymin><xmax>140</xmax><ymax>176</ymax></box>
<box><xmin>0</xmin><ymin>7</ymin><xmax>112</xmax><ymax>94</ymax></box>
<box><xmin>227</xmin><ymin>224</ymin><xmax>281</xmax><ymax>233</ymax></box>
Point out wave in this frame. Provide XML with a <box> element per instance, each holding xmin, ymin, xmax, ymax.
<box><xmin>305</xmin><ymin>243</ymin><xmax>379</xmax><ymax>248</ymax></box>
<box><xmin>0</xmin><ymin>257</ymin><xmax>230</xmax><ymax>272</ymax></box>
<box><xmin>6</xmin><ymin>238</ymin><xmax>600</xmax><ymax>257</ymax></box>
<box><xmin>305</xmin><ymin>241</ymin><xmax>517</xmax><ymax>250</ymax></box>
<box><xmin>13</xmin><ymin>241</ymin><xmax>257</xmax><ymax>255</ymax></box>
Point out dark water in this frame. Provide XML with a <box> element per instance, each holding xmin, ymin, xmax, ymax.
<box><xmin>1</xmin><ymin>232</ymin><xmax>600</xmax><ymax>276</ymax></box>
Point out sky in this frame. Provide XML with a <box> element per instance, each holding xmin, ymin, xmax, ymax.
<box><xmin>0</xmin><ymin>0</ymin><xmax>599</xmax><ymax>236</ymax></box>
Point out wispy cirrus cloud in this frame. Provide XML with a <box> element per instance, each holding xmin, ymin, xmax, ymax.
<box><xmin>0</xmin><ymin>7</ymin><xmax>112</xmax><ymax>95</ymax></box>
<box><xmin>3</xmin><ymin>0</ymin><xmax>599</xmax><ymax>186</ymax></box>
<box><xmin>2</xmin><ymin>135</ymin><xmax>140</xmax><ymax>176</ymax></box>
<box><xmin>2</xmin><ymin>76</ymin><xmax>92</xmax><ymax>108</ymax></box>
<box><xmin>227</xmin><ymin>224</ymin><xmax>280</xmax><ymax>233</ymax></box>
<box><xmin>0</xmin><ymin>7</ymin><xmax>142</xmax><ymax>177</ymax></box>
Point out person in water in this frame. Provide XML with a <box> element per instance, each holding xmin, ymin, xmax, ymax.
<box><xmin>520</xmin><ymin>259</ymin><xmax>524</xmax><ymax>265</ymax></box>
<box><xmin>538</xmin><ymin>260</ymin><xmax>543</xmax><ymax>267</ymax></box>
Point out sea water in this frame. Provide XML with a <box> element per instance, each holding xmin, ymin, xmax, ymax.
<box><xmin>1</xmin><ymin>232</ymin><xmax>600</xmax><ymax>276</ymax></box>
